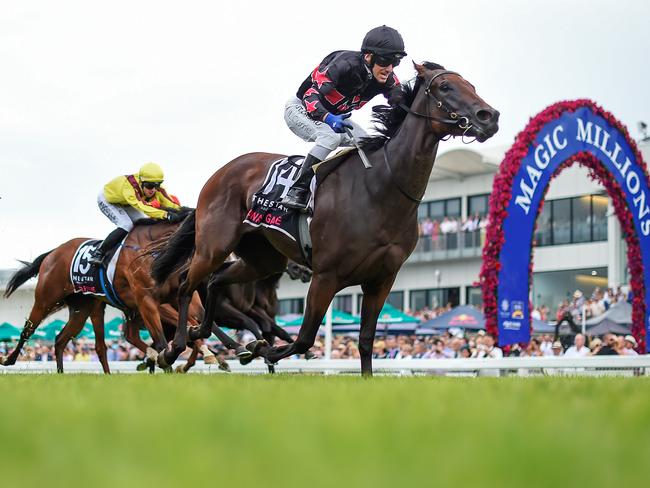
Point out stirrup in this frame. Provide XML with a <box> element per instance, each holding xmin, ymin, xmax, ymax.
<box><xmin>281</xmin><ymin>190</ymin><xmax>310</xmax><ymax>212</ymax></box>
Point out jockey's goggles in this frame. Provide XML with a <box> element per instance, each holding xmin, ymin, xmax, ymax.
<box><xmin>374</xmin><ymin>54</ymin><xmax>402</xmax><ymax>67</ymax></box>
<box><xmin>142</xmin><ymin>181</ymin><xmax>162</xmax><ymax>189</ymax></box>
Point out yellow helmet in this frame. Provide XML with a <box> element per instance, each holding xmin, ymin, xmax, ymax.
<box><xmin>138</xmin><ymin>162</ymin><xmax>164</xmax><ymax>183</ymax></box>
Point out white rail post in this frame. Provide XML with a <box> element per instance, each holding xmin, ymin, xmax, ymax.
<box><xmin>325</xmin><ymin>303</ymin><xmax>333</xmax><ymax>360</ymax></box>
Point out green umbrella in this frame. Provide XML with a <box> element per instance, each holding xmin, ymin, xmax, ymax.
<box><xmin>32</xmin><ymin>319</ymin><xmax>66</xmax><ymax>341</ymax></box>
<box><xmin>77</xmin><ymin>323</ymin><xmax>96</xmax><ymax>339</ymax></box>
<box><xmin>284</xmin><ymin>309</ymin><xmax>360</xmax><ymax>326</ymax></box>
<box><xmin>104</xmin><ymin>317</ymin><xmax>125</xmax><ymax>340</ymax></box>
<box><xmin>0</xmin><ymin>322</ymin><xmax>21</xmax><ymax>341</ymax></box>
<box><xmin>377</xmin><ymin>303</ymin><xmax>419</xmax><ymax>324</ymax></box>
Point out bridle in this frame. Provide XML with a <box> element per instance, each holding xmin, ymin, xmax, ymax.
<box><xmin>398</xmin><ymin>70</ymin><xmax>475</xmax><ymax>143</ymax></box>
<box><xmin>384</xmin><ymin>70</ymin><xmax>478</xmax><ymax>203</ymax></box>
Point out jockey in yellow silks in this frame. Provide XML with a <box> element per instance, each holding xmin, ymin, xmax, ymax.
<box><xmin>89</xmin><ymin>162</ymin><xmax>182</xmax><ymax>265</ymax></box>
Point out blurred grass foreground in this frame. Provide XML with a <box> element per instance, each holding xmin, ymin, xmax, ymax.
<box><xmin>0</xmin><ymin>375</ymin><xmax>648</xmax><ymax>487</ymax></box>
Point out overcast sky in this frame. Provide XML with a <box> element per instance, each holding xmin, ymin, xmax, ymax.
<box><xmin>1</xmin><ymin>0</ymin><xmax>649</xmax><ymax>268</ymax></box>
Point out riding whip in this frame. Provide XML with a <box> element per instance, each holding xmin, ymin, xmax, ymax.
<box><xmin>344</xmin><ymin>127</ymin><xmax>372</xmax><ymax>169</ymax></box>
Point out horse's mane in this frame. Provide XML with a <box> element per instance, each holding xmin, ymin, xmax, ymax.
<box><xmin>360</xmin><ymin>61</ymin><xmax>445</xmax><ymax>151</ymax></box>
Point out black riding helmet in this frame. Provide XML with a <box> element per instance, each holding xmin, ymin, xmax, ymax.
<box><xmin>361</xmin><ymin>25</ymin><xmax>407</xmax><ymax>57</ymax></box>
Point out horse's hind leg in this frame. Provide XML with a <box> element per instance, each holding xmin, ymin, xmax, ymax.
<box><xmin>1</xmin><ymin>298</ymin><xmax>61</xmax><ymax>366</ymax></box>
<box><xmin>89</xmin><ymin>301</ymin><xmax>109</xmax><ymax>374</ymax></box>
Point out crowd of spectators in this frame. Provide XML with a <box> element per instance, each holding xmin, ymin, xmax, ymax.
<box><xmin>553</xmin><ymin>286</ymin><xmax>627</xmax><ymax>322</ymax></box>
<box><xmin>0</xmin><ymin>286</ymin><xmax>637</xmax><ymax>364</ymax></box>
<box><xmin>0</xmin><ymin>330</ymin><xmax>640</xmax><ymax>364</ymax></box>
<box><xmin>417</xmin><ymin>213</ymin><xmax>488</xmax><ymax>250</ymax></box>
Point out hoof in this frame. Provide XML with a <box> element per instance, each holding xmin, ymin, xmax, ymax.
<box><xmin>157</xmin><ymin>352</ymin><xmax>171</xmax><ymax>370</ymax></box>
<box><xmin>235</xmin><ymin>345</ymin><xmax>253</xmax><ymax>360</ymax></box>
<box><xmin>136</xmin><ymin>361</ymin><xmax>149</xmax><ymax>372</ymax></box>
<box><xmin>239</xmin><ymin>354</ymin><xmax>254</xmax><ymax>366</ymax></box>
<box><xmin>218</xmin><ymin>360</ymin><xmax>231</xmax><ymax>372</ymax></box>
<box><xmin>1</xmin><ymin>356</ymin><xmax>16</xmax><ymax>367</ymax></box>
<box><xmin>246</xmin><ymin>339</ymin><xmax>268</xmax><ymax>356</ymax></box>
<box><xmin>304</xmin><ymin>350</ymin><xmax>316</xmax><ymax>360</ymax></box>
<box><xmin>145</xmin><ymin>347</ymin><xmax>159</xmax><ymax>362</ymax></box>
<box><xmin>175</xmin><ymin>365</ymin><xmax>188</xmax><ymax>374</ymax></box>
<box><xmin>204</xmin><ymin>354</ymin><xmax>218</xmax><ymax>365</ymax></box>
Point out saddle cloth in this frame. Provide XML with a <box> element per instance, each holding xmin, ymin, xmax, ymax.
<box><xmin>243</xmin><ymin>156</ymin><xmax>313</xmax><ymax>264</ymax></box>
<box><xmin>70</xmin><ymin>238</ymin><xmax>126</xmax><ymax>308</ymax></box>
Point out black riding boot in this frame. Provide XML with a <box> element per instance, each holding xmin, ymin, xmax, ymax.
<box><xmin>88</xmin><ymin>228</ymin><xmax>129</xmax><ymax>266</ymax></box>
<box><xmin>281</xmin><ymin>154</ymin><xmax>322</xmax><ymax>212</ymax></box>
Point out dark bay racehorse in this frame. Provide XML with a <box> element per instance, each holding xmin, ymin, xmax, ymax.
<box><xmin>152</xmin><ymin>63</ymin><xmax>499</xmax><ymax>375</ymax></box>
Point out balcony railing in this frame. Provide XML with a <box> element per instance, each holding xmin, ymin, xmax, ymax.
<box><xmin>408</xmin><ymin>230</ymin><xmax>484</xmax><ymax>263</ymax></box>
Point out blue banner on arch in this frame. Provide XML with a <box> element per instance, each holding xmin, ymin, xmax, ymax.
<box><xmin>497</xmin><ymin>107</ymin><xmax>650</xmax><ymax>348</ymax></box>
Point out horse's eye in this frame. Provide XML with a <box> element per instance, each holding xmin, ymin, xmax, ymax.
<box><xmin>439</xmin><ymin>82</ymin><xmax>451</xmax><ymax>92</ymax></box>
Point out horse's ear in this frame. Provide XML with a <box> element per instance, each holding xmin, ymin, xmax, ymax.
<box><xmin>413</xmin><ymin>61</ymin><xmax>426</xmax><ymax>77</ymax></box>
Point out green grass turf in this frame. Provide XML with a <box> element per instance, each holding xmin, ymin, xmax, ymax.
<box><xmin>0</xmin><ymin>375</ymin><xmax>648</xmax><ymax>487</ymax></box>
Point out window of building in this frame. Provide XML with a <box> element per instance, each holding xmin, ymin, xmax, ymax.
<box><xmin>386</xmin><ymin>291</ymin><xmax>404</xmax><ymax>310</ymax></box>
<box><xmin>468</xmin><ymin>194</ymin><xmax>489</xmax><ymax>218</ymax></box>
<box><xmin>418</xmin><ymin>198</ymin><xmax>462</xmax><ymax>221</ymax></box>
<box><xmin>552</xmin><ymin>198</ymin><xmax>572</xmax><ymax>244</ymax></box>
<box><xmin>592</xmin><ymin>194</ymin><xmax>608</xmax><ymax>241</ymax></box>
<box><xmin>535</xmin><ymin>202</ymin><xmax>552</xmax><ymax>246</ymax></box>
<box><xmin>466</xmin><ymin>286</ymin><xmax>483</xmax><ymax>307</ymax></box>
<box><xmin>536</xmin><ymin>194</ymin><xmax>608</xmax><ymax>246</ymax></box>
<box><xmin>572</xmin><ymin>195</ymin><xmax>592</xmax><ymax>243</ymax></box>
<box><xmin>333</xmin><ymin>294</ymin><xmax>352</xmax><ymax>314</ymax></box>
<box><xmin>409</xmin><ymin>287</ymin><xmax>460</xmax><ymax>312</ymax></box>
<box><xmin>277</xmin><ymin>298</ymin><xmax>304</xmax><ymax>315</ymax></box>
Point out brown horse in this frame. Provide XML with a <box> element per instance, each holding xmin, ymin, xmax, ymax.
<box><xmin>152</xmin><ymin>63</ymin><xmax>499</xmax><ymax>375</ymax></box>
<box><xmin>1</xmin><ymin>210</ymin><xmax>244</xmax><ymax>371</ymax></box>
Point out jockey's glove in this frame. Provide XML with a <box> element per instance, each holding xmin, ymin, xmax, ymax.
<box><xmin>324</xmin><ymin>112</ymin><xmax>353</xmax><ymax>134</ymax></box>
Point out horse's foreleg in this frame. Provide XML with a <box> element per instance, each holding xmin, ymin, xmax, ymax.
<box><xmin>210</xmin><ymin>324</ymin><xmax>250</xmax><ymax>360</ymax></box>
<box><xmin>54</xmin><ymin>306</ymin><xmax>90</xmax><ymax>374</ymax></box>
<box><xmin>358</xmin><ymin>278</ymin><xmax>396</xmax><ymax>377</ymax></box>
<box><xmin>247</xmin><ymin>307</ymin><xmax>276</xmax><ymax>345</ymax></box>
<box><xmin>266</xmin><ymin>275</ymin><xmax>338</xmax><ymax>364</ymax></box>
<box><xmin>162</xmin><ymin>252</ymin><xmax>228</xmax><ymax>367</ymax></box>
<box><xmin>123</xmin><ymin>318</ymin><xmax>158</xmax><ymax>372</ymax></box>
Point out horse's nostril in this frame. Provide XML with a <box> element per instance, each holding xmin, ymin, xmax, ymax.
<box><xmin>476</xmin><ymin>109</ymin><xmax>494</xmax><ymax>122</ymax></box>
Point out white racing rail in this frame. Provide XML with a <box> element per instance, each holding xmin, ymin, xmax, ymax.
<box><xmin>1</xmin><ymin>355</ymin><xmax>649</xmax><ymax>375</ymax></box>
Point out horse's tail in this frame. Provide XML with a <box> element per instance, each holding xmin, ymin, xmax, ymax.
<box><xmin>4</xmin><ymin>250</ymin><xmax>53</xmax><ymax>298</ymax></box>
<box><xmin>151</xmin><ymin>210</ymin><xmax>196</xmax><ymax>284</ymax></box>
